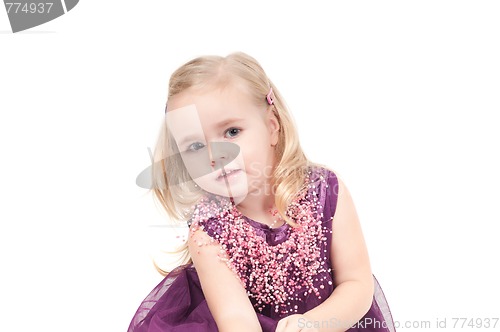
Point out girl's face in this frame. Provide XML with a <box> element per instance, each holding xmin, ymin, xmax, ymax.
<box><xmin>166</xmin><ymin>80</ymin><xmax>280</xmax><ymax>203</ymax></box>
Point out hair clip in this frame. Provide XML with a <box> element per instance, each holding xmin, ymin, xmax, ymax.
<box><xmin>266</xmin><ymin>87</ymin><xmax>275</xmax><ymax>105</ymax></box>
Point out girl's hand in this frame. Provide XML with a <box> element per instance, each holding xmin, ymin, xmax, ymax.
<box><xmin>276</xmin><ymin>314</ymin><xmax>319</xmax><ymax>332</ymax></box>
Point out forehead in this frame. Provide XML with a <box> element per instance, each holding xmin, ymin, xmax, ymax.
<box><xmin>166</xmin><ymin>81</ymin><xmax>264</xmax><ymax>131</ymax></box>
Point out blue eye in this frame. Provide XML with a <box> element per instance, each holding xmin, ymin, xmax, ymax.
<box><xmin>187</xmin><ymin>142</ymin><xmax>205</xmax><ymax>152</ymax></box>
<box><xmin>225</xmin><ymin>127</ymin><xmax>241</xmax><ymax>138</ymax></box>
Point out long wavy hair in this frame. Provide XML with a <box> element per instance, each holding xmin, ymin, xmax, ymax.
<box><xmin>150</xmin><ymin>52</ymin><xmax>312</xmax><ymax>274</ymax></box>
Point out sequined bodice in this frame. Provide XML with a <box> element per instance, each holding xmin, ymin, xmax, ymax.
<box><xmin>189</xmin><ymin>166</ymin><xmax>338</xmax><ymax>319</ymax></box>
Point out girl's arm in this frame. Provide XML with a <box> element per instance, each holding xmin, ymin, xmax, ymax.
<box><xmin>188</xmin><ymin>228</ymin><xmax>263</xmax><ymax>332</ymax></box>
<box><xmin>277</xmin><ymin>177</ymin><xmax>374</xmax><ymax>332</ymax></box>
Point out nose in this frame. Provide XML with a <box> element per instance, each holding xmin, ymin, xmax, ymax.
<box><xmin>208</xmin><ymin>142</ymin><xmax>240</xmax><ymax>169</ymax></box>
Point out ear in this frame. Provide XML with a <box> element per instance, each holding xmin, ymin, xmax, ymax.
<box><xmin>267</xmin><ymin>107</ymin><xmax>280</xmax><ymax>146</ymax></box>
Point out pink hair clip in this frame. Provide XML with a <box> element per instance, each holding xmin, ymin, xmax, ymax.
<box><xmin>266</xmin><ymin>87</ymin><xmax>275</xmax><ymax>105</ymax></box>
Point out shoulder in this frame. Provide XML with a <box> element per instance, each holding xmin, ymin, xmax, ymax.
<box><xmin>306</xmin><ymin>164</ymin><xmax>341</xmax><ymax>220</ymax></box>
<box><xmin>188</xmin><ymin>195</ymin><xmax>233</xmax><ymax>241</ymax></box>
<box><xmin>308</xmin><ymin>164</ymin><xmax>339</xmax><ymax>188</ymax></box>
<box><xmin>187</xmin><ymin>224</ymin><xmax>223</xmax><ymax>260</ymax></box>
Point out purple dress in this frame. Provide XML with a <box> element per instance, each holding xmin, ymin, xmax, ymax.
<box><xmin>128</xmin><ymin>167</ymin><xmax>395</xmax><ymax>331</ymax></box>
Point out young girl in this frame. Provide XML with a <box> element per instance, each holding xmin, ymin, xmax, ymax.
<box><xmin>129</xmin><ymin>52</ymin><xmax>395</xmax><ymax>332</ymax></box>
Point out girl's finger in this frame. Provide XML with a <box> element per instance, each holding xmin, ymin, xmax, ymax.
<box><xmin>275</xmin><ymin>318</ymin><xmax>287</xmax><ymax>332</ymax></box>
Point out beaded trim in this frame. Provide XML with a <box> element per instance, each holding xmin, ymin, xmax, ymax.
<box><xmin>189</xmin><ymin>169</ymin><xmax>332</xmax><ymax>315</ymax></box>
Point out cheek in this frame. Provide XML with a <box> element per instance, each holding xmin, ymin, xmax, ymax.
<box><xmin>193</xmin><ymin>176</ymin><xmax>211</xmax><ymax>190</ymax></box>
<box><xmin>179</xmin><ymin>149</ymin><xmax>212</xmax><ymax>180</ymax></box>
<box><xmin>241</xmin><ymin>139</ymin><xmax>274</xmax><ymax>167</ymax></box>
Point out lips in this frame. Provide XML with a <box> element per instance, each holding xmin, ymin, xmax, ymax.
<box><xmin>216</xmin><ymin>169</ymin><xmax>241</xmax><ymax>181</ymax></box>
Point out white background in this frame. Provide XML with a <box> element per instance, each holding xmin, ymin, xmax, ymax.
<box><xmin>1</xmin><ymin>1</ymin><xmax>499</xmax><ymax>331</ymax></box>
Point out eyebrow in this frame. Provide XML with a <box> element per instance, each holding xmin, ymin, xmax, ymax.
<box><xmin>214</xmin><ymin>117</ymin><xmax>245</xmax><ymax>129</ymax></box>
<box><xmin>176</xmin><ymin>118</ymin><xmax>245</xmax><ymax>147</ymax></box>
<box><xmin>177</xmin><ymin>134</ymin><xmax>204</xmax><ymax>147</ymax></box>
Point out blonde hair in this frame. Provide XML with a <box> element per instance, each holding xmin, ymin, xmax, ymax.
<box><xmin>151</xmin><ymin>52</ymin><xmax>311</xmax><ymax>275</ymax></box>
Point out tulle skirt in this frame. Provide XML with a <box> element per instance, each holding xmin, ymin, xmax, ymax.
<box><xmin>128</xmin><ymin>264</ymin><xmax>396</xmax><ymax>332</ymax></box>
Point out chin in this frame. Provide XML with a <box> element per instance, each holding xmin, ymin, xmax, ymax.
<box><xmin>194</xmin><ymin>174</ymin><xmax>249</xmax><ymax>201</ymax></box>
<box><xmin>204</xmin><ymin>184</ymin><xmax>249</xmax><ymax>200</ymax></box>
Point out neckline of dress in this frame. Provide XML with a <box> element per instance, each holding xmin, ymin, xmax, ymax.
<box><xmin>242</xmin><ymin>215</ymin><xmax>289</xmax><ymax>232</ymax></box>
